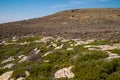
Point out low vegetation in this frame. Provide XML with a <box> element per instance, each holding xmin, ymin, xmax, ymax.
<box><xmin>0</xmin><ymin>36</ymin><xmax>120</xmax><ymax>80</ymax></box>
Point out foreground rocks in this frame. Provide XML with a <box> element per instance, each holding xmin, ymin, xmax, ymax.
<box><xmin>0</xmin><ymin>71</ymin><xmax>30</xmax><ymax>80</ymax></box>
<box><xmin>54</xmin><ymin>66</ymin><xmax>75</xmax><ymax>79</ymax></box>
<box><xmin>0</xmin><ymin>36</ymin><xmax>120</xmax><ymax>80</ymax></box>
<box><xmin>0</xmin><ymin>71</ymin><xmax>13</xmax><ymax>80</ymax></box>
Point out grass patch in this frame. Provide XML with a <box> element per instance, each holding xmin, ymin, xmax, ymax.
<box><xmin>109</xmin><ymin>49</ymin><xmax>120</xmax><ymax>56</ymax></box>
<box><xmin>17</xmin><ymin>36</ymin><xmax>41</xmax><ymax>43</ymax></box>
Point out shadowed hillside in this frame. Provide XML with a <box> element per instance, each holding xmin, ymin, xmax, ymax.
<box><xmin>0</xmin><ymin>8</ymin><xmax>120</xmax><ymax>40</ymax></box>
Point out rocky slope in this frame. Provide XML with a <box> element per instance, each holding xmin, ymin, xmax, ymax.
<box><xmin>0</xmin><ymin>8</ymin><xmax>120</xmax><ymax>80</ymax></box>
<box><xmin>0</xmin><ymin>36</ymin><xmax>120</xmax><ymax>80</ymax></box>
<box><xmin>0</xmin><ymin>8</ymin><xmax>120</xmax><ymax>40</ymax></box>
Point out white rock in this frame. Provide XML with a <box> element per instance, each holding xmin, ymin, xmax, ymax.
<box><xmin>12</xmin><ymin>36</ymin><xmax>18</xmax><ymax>42</ymax></box>
<box><xmin>16</xmin><ymin>77</ymin><xmax>25</xmax><ymax>80</ymax></box>
<box><xmin>19</xmin><ymin>42</ymin><xmax>30</xmax><ymax>45</ymax></box>
<box><xmin>34</xmin><ymin>48</ymin><xmax>40</xmax><ymax>54</ymax></box>
<box><xmin>40</xmin><ymin>37</ymin><xmax>54</xmax><ymax>43</ymax></box>
<box><xmin>84</xmin><ymin>43</ymin><xmax>120</xmax><ymax>51</ymax></box>
<box><xmin>51</xmin><ymin>43</ymin><xmax>57</xmax><ymax>47</ymax></box>
<box><xmin>4</xmin><ymin>43</ymin><xmax>15</xmax><ymax>45</ymax></box>
<box><xmin>19</xmin><ymin>56</ymin><xmax>28</xmax><ymax>62</ymax></box>
<box><xmin>85</xmin><ymin>39</ymin><xmax>95</xmax><ymax>44</ymax></box>
<box><xmin>55</xmin><ymin>44</ymin><xmax>64</xmax><ymax>50</ymax></box>
<box><xmin>42</xmin><ymin>51</ymin><xmax>52</xmax><ymax>57</ymax></box>
<box><xmin>25</xmin><ymin>71</ymin><xmax>30</xmax><ymax>77</ymax></box>
<box><xmin>70</xmin><ymin>44</ymin><xmax>74</xmax><ymax>47</ymax></box>
<box><xmin>84</xmin><ymin>45</ymin><xmax>97</xmax><ymax>48</ymax></box>
<box><xmin>34</xmin><ymin>48</ymin><xmax>38</xmax><ymax>51</ymax></box>
<box><xmin>44</xmin><ymin>60</ymin><xmax>49</xmax><ymax>62</ymax></box>
<box><xmin>34</xmin><ymin>40</ymin><xmax>41</xmax><ymax>43</ymax></box>
<box><xmin>61</xmin><ymin>39</ymin><xmax>69</xmax><ymax>43</ymax></box>
<box><xmin>1</xmin><ymin>57</ymin><xmax>14</xmax><ymax>64</ymax></box>
<box><xmin>54</xmin><ymin>66</ymin><xmax>75</xmax><ymax>79</ymax></box>
<box><xmin>0</xmin><ymin>71</ymin><xmax>13</xmax><ymax>80</ymax></box>
<box><xmin>66</xmin><ymin>48</ymin><xmax>73</xmax><ymax>50</ymax></box>
<box><xmin>18</xmin><ymin>55</ymin><xmax>26</xmax><ymax>59</ymax></box>
<box><xmin>55</xmin><ymin>37</ymin><xmax>63</xmax><ymax>42</ymax></box>
<box><xmin>88</xmin><ymin>48</ymin><xmax>98</xmax><ymax>51</ymax></box>
<box><xmin>72</xmin><ymin>39</ymin><xmax>95</xmax><ymax>46</ymax></box>
<box><xmin>2</xmin><ymin>63</ymin><xmax>15</xmax><ymax>69</ymax></box>
<box><xmin>2</xmin><ymin>41</ymin><xmax>6</xmax><ymax>44</ymax></box>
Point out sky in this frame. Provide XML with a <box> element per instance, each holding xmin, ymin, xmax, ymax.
<box><xmin>0</xmin><ymin>0</ymin><xmax>120</xmax><ymax>23</ymax></box>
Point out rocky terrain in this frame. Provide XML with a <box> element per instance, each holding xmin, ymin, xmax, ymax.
<box><xmin>0</xmin><ymin>36</ymin><xmax>120</xmax><ymax>80</ymax></box>
<box><xmin>0</xmin><ymin>8</ymin><xmax>120</xmax><ymax>40</ymax></box>
<box><xmin>0</xmin><ymin>8</ymin><xmax>120</xmax><ymax>80</ymax></box>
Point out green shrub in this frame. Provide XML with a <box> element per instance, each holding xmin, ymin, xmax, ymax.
<box><xmin>88</xmin><ymin>40</ymin><xmax>112</xmax><ymax>45</ymax></box>
<box><xmin>17</xmin><ymin>36</ymin><xmax>41</xmax><ymax>43</ymax></box>
<box><xmin>76</xmin><ymin>51</ymin><xmax>108</xmax><ymax>62</ymax></box>
<box><xmin>11</xmin><ymin>68</ymin><xmax>26</xmax><ymax>79</ymax></box>
<box><xmin>28</xmin><ymin>63</ymin><xmax>54</xmax><ymax>79</ymax></box>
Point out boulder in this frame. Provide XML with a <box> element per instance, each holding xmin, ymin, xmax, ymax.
<box><xmin>54</xmin><ymin>66</ymin><xmax>75</xmax><ymax>79</ymax></box>
<box><xmin>0</xmin><ymin>71</ymin><xmax>13</xmax><ymax>80</ymax></box>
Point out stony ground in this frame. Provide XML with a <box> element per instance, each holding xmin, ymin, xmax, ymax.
<box><xmin>0</xmin><ymin>8</ymin><xmax>120</xmax><ymax>40</ymax></box>
<box><xmin>0</xmin><ymin>36</ymin><xmax>120</xmax><ymax>80</ymax></box>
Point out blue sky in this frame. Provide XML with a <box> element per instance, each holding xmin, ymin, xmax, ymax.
<box><xmin>0</xmin><ymin>0</ymin><xmax>120</xmax><ymax>23</ymax></box>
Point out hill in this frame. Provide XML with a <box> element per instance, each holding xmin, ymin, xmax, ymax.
<box><xmin>0</xmin><ymin>8</ymin><xmax>120</xmax><ymax>40</ymax></box>
<box><xmin>0</xmin><ymin>8</ymin><xmax>120</xmax><ymax>80</ymax></box>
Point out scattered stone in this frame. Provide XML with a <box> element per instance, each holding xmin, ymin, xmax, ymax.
<box><xmin>84</xmin><ymin>43</ymin><xmax>120</xmax><ymax>51</ymax></box>
<box><xmin>18</xmin><ymin>55</ymin><xmax>26</xmax><ymax>59</ymax></box>
<box><xmin>98</xmin><ymin>44</ymin><xmax>120</xmax><ymax>51</ymax></box>
<box><xmin>2</xmin><ymin>41</ymin><xmax>6</xmax><ymax>44</ymax></box>
<box><xmin>88</xmin><ymin>48</ymin><xmax>98</xmax><ymax>51</ymax></box>
<box><xmin>105</xmin><ymin>51</ymin><xmax>120</xmax><ymax>60</ymax></box>
<box><xmin>4</xmin><ymin>43</ymin><xmax>15</xmax><ymax>45</ymax></box>
<box><xmin>70</xmin><ymin>44</ymin><xmax>74</xmax><ymax>47</ymax></box>
<box><xmin>42</xmin><ymin>51</ymin><xmax>52</xmax><ymax>57</ymax></box>
<box><xmin>19</xmin><ymin>56</ymin><xmax>28</xmax><ymax>62</ymax></box>
<box><xmin>44</xmin><ymin>60</ymin><xmax>49</xmax><ymax>62</ymax></box>
<box><xmin>55</xmin><ymin>44</ymin><xmax>64</xmax><ymax>50</ymax></box>
<box><xmin>72</xmin><ymin>39</ymin><xmax>95</xmax><ymax>46</ymax></box>
<box><xmin>16</xmin><ymin>77</ymin><xmax>25</xmax><ymax>80</ymax></box>
<box><xmin>61</xmin><ymin>39</ymin><xmax>69</xmax><ymax>43</ymax></box>
<box><xmin>12</xmin><ymin>36</ymin><xmax>18</xmax><ymax>42</ymax></box>
<box><xmin>2</xmin><ymin>63</ymin><xmax>15</xmax><ymax>69</ymax></box>
<box><xmin>19</xmin><ymin>42</ymin><xmax>30</xmax><ymax>45</ymax></box>
<box><xmin>25</xmin><ymin>71</ymin><xmax>30</xmax><ymax>77</ymax></box>
<box><xmin>40</xmin><ymin>37</ymin><xmax>54</xmax><ymax>43</ymax></box>
<box><xmin>55</xmin><ymin>37</ymin><xmax>63</xmax><ymax>42</ymax></box>
<box><xmin>54</xmin><ymin>66</ymin><xmax>75</xmax><ymax>79</ymax></box>
<box><xmin>34</xmin><ymin>40</ymin><xmax>41</xmax><ymax>43</ymax></box>
<box><xmin>15</xmin><ymin>71</ymin><xmax>30</xmax><ymax>80</ymax></box>
<box><xmin>51</xmin><ymin>43</ymin><xmax>57</xmax><ymax>47</ymax></box>
<box><xmin>66</xmin><ymin>48</ymin><xmax>73</xmax><ymax>50</ymax></box>
<box><xmin>1</xmin><ymin>57</ymin><xmax>14</xmax><ymax>64</ymax></box>
<box><xmin>33</xmin><ymin>48</ymin><xmax>40</xmax><ymax>54</ymax></box>
<box><xmin>0</xmin><ymin>71</ymin><xmax>13</xmax><ymax>80</ymax></box>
